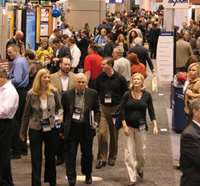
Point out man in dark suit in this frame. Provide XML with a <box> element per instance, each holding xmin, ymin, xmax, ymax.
<box><xmin>128</xmin><ymin>37</ymin><xmax>154</xmax><ymax>73</ymax></box>
<box><xmin>61</xmin><ymin>73</ymin><xmax>100</xmax><ymax>186</ymax></box>
<box><xmin>149</xmin><ymin>21</ymin><xmax>160</xmax><ymax>59</ymax></box>
<box><xmin>184</xmin><ymin>30</ymin><xmax>198</xmax><ymax>52</ymax></box>
<box><xmin>76</xmin><ymin>29</ymin><xmax>90</xmax><ymax>72</ymax></box>
<box><xmin>104</xmin><ymin>33</ymin><xmax>115</xmax><ymax>57</ymax></box>
<box><xmin>52</xmin><ymin>38</ymin><xmax>71</xmax><ymax>73</ymax></box>
<box><xmin>6</xmin><ymin>31</ymin><xmax>23</xmax><ymax>61</ymax></box>
<box><xmin>180</xmin><ymin>98</ymin><xmax>200</xmax><ymax>186</ymax></box>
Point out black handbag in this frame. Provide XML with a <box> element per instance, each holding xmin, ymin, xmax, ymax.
<box><xmin>111</xmin><ymin>107</ymin><xmax>122</xmax><ymax>129</ymax></box>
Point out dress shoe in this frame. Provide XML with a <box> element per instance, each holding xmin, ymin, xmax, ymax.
<box><xmin>127</xmin><ymin>182</ymin><xmax>136</xmax><ymax>186</ymax></box>
<box><xmin>137</xmin><ymin>169</ymin><xmax>143</xmax><ymax>178</ymax></box>
<box><xmin>55</xmin><ymin>159</ymin><xmax>64</xmax><ymax>166</ymax></box>
<box><xmin>11</xmin><ymin>154</ymin><xmax>21</xmax><ymax>159</ymax></box>
<box><xmin>85</xmin><ymin>175</ymin><xmax>92</xmax><ymax>184</ymax></box>
<box><xmin>96</xmin><ymin>161</ymin><xmax>106</xmax><ymax>169</ymax></box>
<box><xmin>173</xmin><ymin>165</ymin><xmax>181</xmax><ymax>170</ymax></box>
<box><xmin>21</xmin><ymin>150</ymin><xmax>28</xmax><ymax>156</ymax></box>
<box><xmin>108</xmin><ymin>161</ymin><xmax>115</xmax><ymax>166</ymax></box>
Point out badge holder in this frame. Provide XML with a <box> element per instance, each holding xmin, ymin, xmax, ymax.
<box><xmin>41</xmin><ymin>118</ymin><xmax>51</xmax><ymax>132</ymax></box>
<box><xmin>138</xmin><ymin>118</ymin><xmax>146</xmax><ymax>131</ymax></box>
<box><xmin>104</xmin><ymin>93</ymin><xmax>112</xmax><ymax>104</ymax></box>
<box><xmin>72</xmin><ymin>107</ymin><xmax>82</xmax><ymax>121</ymax></box>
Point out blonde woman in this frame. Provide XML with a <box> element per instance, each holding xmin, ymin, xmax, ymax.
<box><xmin>20</xmin><ymin>68</ymin><xmax>63</xmax><ymax>186</ymax></box>
<box><xmin>36</xmin><ymin>39</ymin><xmax>53</xmax><ymax>66</ymax></box>
<box><xmin>120</xmin><ymin>73</ymin><xmax>158</xmax><ymax>186</ymax></box>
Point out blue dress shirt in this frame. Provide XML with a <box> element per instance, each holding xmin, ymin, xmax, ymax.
<box><xmin>9</xmin><ymin>55</ymin><xmax>29</xmax><ymax>88</ymax></box>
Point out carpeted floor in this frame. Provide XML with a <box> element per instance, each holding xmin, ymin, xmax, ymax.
<box><xmin>11</xmin><ymin>58</ymin><xmax>183</xmax><ymax>186</ymax></box>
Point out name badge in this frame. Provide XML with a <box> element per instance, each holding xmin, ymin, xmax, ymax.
<box><xmin>104</xmin><ymin>93</ymin><xmax>112</xmax><ymax>104</ymax></box>
<box><xmin>72</xmin><ymin>107</ymin><xmax>82</xmax><ymax>121</ymax></box>
<box><xmin>138</xmin><ymin>118</ymin><xmax>146</xmax><ymax>131</ymax></box>
<box><xmin>41</xmin><ymin>118</ymin><xmax>51</xmax><ymax>132</ymax></box>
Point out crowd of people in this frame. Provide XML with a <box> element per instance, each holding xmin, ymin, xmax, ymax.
<box><xmin>1</xmin><ymin>6</ymin><xmax>200</xmax><ymax>186</ymax></box>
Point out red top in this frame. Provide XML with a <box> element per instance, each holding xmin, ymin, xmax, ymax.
<box><xmin>131</xmin><ymin>63</ymin><xmax>146</xmax><ymax>78</ymax></box>
<box><xmin>84</xmin><ymin>52</ymin><xmax>103</xmax><ymax>79</ymax></box>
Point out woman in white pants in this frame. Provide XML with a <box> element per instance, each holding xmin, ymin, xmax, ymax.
<box><xmin>120</xmin><ymin>73</ymin><xmax>158</xmax><ymax>186</ymax></box>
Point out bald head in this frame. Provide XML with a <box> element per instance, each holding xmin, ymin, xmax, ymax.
<box><xmin>74</xmin><ymin>73</ymin><xmax>87</xmax><ymax>93</ymax></box>
<box><xmin>15</xmin><ymin>31</ymin><xmax>23</xmax><ymax>41</ymax></box>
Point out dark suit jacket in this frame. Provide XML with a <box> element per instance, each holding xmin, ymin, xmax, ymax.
<box><xmin>77</xmin><ymin>35</ymin><xmax>89</xmax><ymax>64</ymax></box>
<box><xmin>149</xmin><ymin>27</ymin><xmax>160</xmax><ymax>43</ymax></box>
<box><xmin>180</xmin><ymin>121</ymin><xmax>200</xmax><ymax>186</ymax></box>
<box><xmin>61</xmin><ymin>88</ymin><xmax>100</xmax><ymax>140</ymax></box>
<box><xmin>104</xmin><ymin>41</ymin><xmax>115</xmax><ymax>57</ymax></box>
<box><xmin>128</xmin><ymin>45</ymin><xmax>154</xmax><ymax>70</ymax></box>
<box><xmin>6</xmin><ymin>38</ymin><xmax>18</xmax><ymax>61</ymax></box>
<box><xmin>53</xmin><ymin>45</ymin><xmax>71</xmax><ymax>72</ymax></box>
<box><xmin>184</xmin><ymin>38</ymin><xmax>198</xmax><ymax>51</ymax></box>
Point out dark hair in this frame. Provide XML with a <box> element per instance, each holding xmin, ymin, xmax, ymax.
<box><xmin>103</xmin><ymin>57</ymin><xmax>114</xmax><ymax>67</ymax></box>
<box><xmin>53</xmin><ymin>37</ymin><xmax>61</xmax><ymax>44</ymax></box>
<box><xmin>129</xmin><ymin>30</ymin><xmax>138</xmax><ymax>44</ymax></box>
<box><xmin>85</xmin><ymin>23</ymin><xmax>89</xmax><ymax>27</ymax></box>
<box><xmin>81</xmin><ymin>29</ymin><xmax>87</xmax><ymax>35</ymax></box>
<box><xmin>178</xmin><ymin>33</ymin><xmax>184</xmax><ymax>39</ymax></box>
<box><xmin>67</xmin><ymin>37</ymin><xmax>76</xmax><ymax>44</ymax></box>
<box><xmin>24</xmin><ymin>49</ymin><xmax>35</xmax><ymax>60</ymax></box>
<box><xmin>7</xmin><ymin>43</ymin><xmax>20</xmax><ymax>53</ymax></box>
<box><xmin>0</xmin><ymin>68</ymin><xmax>7</xmax><ymax>78</ymax></box>
<box><xmin>64</xmin><ymin>24</ymin><xmax>69</xmax><ymax>29</ymax></box>
<box><xmin>89</xmin><ymin>42</ymin><xmax>98</xmax><ymax>52</ymax></box>
<box><xmin>62</xmin><ymin>34</ymin><xmax>69</xmax><ymax>39</ymax></box>
<box><xmin>53</xmin><ymin>28</ymin><xmax>59</xmax><ymax>33</ymax></box>
<box><xmin>107</xmin><ymin>33</ymin><xmax>114</xmax><ymax>41</ymax></box>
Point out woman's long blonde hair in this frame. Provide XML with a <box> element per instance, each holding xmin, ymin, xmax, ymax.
<box><xmin>32</xmin><ymin>68</ymin><xmax>55</xmax><ymax>95</ymax></box>
<box><xmin>129</xmin><ymin>73</ymin><xmax>146</xmax><ymax>91</ymax></box>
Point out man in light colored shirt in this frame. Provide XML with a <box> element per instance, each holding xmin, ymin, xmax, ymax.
<box><xmin>67</xmin><ymin>37</ymin><xmax>81</xmax><ymax>72</ymax></box>
<box><xmin>113</xmin><ymin>47</ymin><xmax>131</xmax><ymax>82</ymax></box>
<box><xmin>63</xmin><ymin>24</ymin><xmax>72</xmax><ymax>37</ymax></box>
<box><xmin>8</xmin><ymin>43</ymin><xmax>29</xmax><ymax>159</ymax></box>
<box><xmin>0</xmin><ymin>68</ymin><xmax>19</xmax><ymax>186</ymax></box>
<box><xmin>50</xmin><ymin>57</ymin><xmax>76</xmax><ymax>166</ymax></box>
<box><xmin>49</xmin><ymin>28</ymin><xmax>59</xmax><ymax>49</ymax></box>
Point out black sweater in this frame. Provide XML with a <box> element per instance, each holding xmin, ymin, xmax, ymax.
<box><xmin>120</xmin><ymin>90</ymin><xmax>156</xmax><ymax>129</ymax></box>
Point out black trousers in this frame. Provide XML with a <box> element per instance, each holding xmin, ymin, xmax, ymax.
<box><xmin>11</xmin><ymin>87</ymin><xmax>27</xmax><ymax>156</ymax></box>
<box><xmin>0</xmin><ymin>119</ymin><xmax>14</xmax><ymax>186</ymax></box>
<box><xmin>29</xmin><ymin>128</ymin><xmax>56</xmax><ymax>186</ymax></box>
<box><xmin>88</xmin><ymin>79</ymin><xmax>97</xmax><ymax>91</ymax></box>
<box><xmin>55</xmin><ymin>129</ymin><xmax>64</xmax><ymax>161</ymax></box>
<box><xmin>65</xmin><ymin>122</ymin><xmax>93</xmax><ymax>186</ymax></box>
<box><xmin>150</xmin><ymin>42</ymin><xmax>158</xmax><ymax>59</ymax></box>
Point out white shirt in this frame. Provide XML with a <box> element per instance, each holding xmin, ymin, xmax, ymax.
<box><xmin>63</xmin><ymin>28</ymin><xmax>72</xmax><ymax>37</ymax></box>
<box><xmin>70</xmin><ymin>45</ymin><xmax>81</xmax><ymax>68</ymax></box>
<box><xmin>56</xmin><ymin>45</ymin><xmax>62</xmax><ymax>57</ymax></box>
<box><xmin>0</xmin><ymin>81</ymin><xmax>19</xmax><ymax>119</ymax></box>
<box><xmin>59</xmin><ymin>71</ymin><xmax>69</xmax><ymax>91</ymax></box>
<box><xmin>192</xmin><ymin>120</ymin><xmax>200</xmax><ymax>128</ymax></box>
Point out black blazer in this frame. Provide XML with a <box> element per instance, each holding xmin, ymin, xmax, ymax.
<box><xmin>149</xmin><ymin>27</ymin><xmax>160</xmax><ymax>43</ymax></box>
<box><xmin>6</xmin><ymin>38</ymin><xmax>17</xmax><ymax>61</ymax></box>
<box><xmin>128</xmin><ymin>45</ymin><xmax>154</xmax><ymax>70</ymax></box>
<box><xmin>61</xmin><ymin>88</ymin><xmax>101</xmax><ymax>140</ymax></box>
<box><xmin>53</xmin><ymin>45</ymin><xmax>71</xmax><ymax>72</ymax></box>
<box><xmin>77</xmin><ymin>35</ymin><xmax>89</xmax><ymax>62</ymax></box>
<box><xmin>180</xmin><ymin>121</ymin><xmax>200</xmax><ymax>186</ymax></box>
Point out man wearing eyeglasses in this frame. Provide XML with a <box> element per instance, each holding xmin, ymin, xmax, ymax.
<box><xmin>94</xmin><ymin>28</ymin><xmax>107</xmax><ymax>56</ymax></box>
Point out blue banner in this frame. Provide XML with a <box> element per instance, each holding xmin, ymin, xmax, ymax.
<box><xmin>109</xmin><ymin>0</ymin><xmax>124</xmax><ymax>3</ymax></box>
<box><xmin>26</xmin><ymin>9</ymin><xmax>36</xmax><ymax>50</ymax></box>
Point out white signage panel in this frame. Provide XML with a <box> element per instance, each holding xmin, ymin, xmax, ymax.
<box><xmin>157</xmin><ymin>32</ymin><xmax>174</xmax><ymax>82</ymax></box>
<box><xmin>163</xmin><ymin>0</ymin><xmax>189</xmax><ymax>9</ymax></box>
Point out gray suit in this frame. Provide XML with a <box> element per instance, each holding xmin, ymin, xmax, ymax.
<box><xmin>50</xmin><ymin>71</ymin><xmax>76</xmax><ymax>99</ymax></box>
<box><xmin>20</xmin><ymin>89</ymin><xmax>63</xmax><ymax>134</ymax></box>
<box><xmin>176</xmin><ymin>39</ymin><xmax>192</xmax><ymax>68</ymax></box>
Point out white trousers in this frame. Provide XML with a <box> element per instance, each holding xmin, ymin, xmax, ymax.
<box><xmin>123</xmin><ymin>127</ymin><xmax>146</xmax><ymax>182</ymax></box>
